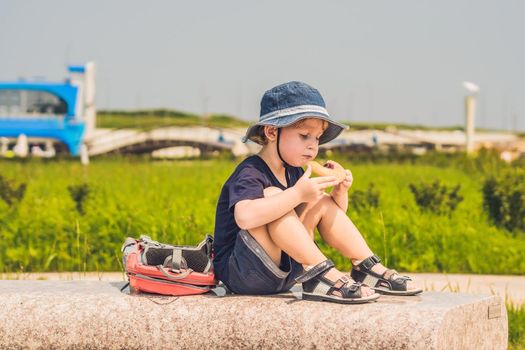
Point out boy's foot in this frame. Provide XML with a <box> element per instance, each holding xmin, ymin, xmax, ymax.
<box><xmin>296</xmin><ymin>259</ymin><xmax>380</xmax><ymax>304</ymax></box>
<box><xmin>351</xmin><ymin>255</ymin><xmax>423</xmax><ymax>296</ymax></box>
<box><xmin>323</xmin><ymin>267</ymin><xmax>376</xmax><ymax>298</ymax></box>
<box><xmin>368</xmin><ymin>263</ymin><xmax>420</xmax><ymax>292</ymax></box>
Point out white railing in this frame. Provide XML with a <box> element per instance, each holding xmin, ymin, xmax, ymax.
<box><xmin>86</xmin><ymin>126</ymin><xmax>250</xmax><ymax>156</ymax></box>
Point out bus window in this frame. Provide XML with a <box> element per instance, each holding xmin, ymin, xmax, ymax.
<box><xmin>0</xmin><ymin>90</ymin><xmax>67</xmax><ymax>116</ymax></box>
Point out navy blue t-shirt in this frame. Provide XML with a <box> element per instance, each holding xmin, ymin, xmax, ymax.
<box><xmin>213</xmin><ymin>155</ymin><xmax>305</xmax><ymax>282</ymax></box>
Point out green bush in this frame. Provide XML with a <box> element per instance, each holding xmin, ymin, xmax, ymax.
<box><xmin>483</xmin><ymin>169</ymin><xmax>525</xmax><ymax>233</ymax></box>
<box><xmin>67</xmin><ymin>183</ymin><xmax>91</xmax><ymax>215</ymax></box>
<box><xmin>350</xmin><ymin>183</ymin><xmax>380</xmax><ymax>211</ymax></box>
<box><xmin>409</xmin><ymin>180</ymin><xmax>463</xmax><ymax>216</ymax></box>
<box><xmin>0</xmin><ymin>175</ymin><xmax>26</xmax><ymax>207</ymax></box>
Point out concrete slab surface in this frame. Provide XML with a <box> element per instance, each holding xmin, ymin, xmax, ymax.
<box><xmin>0</xmin><ymin>280</ymin><xmax>507</xmax><ymax>350</ymax></box>
<box><xmin>3</xmin><ymin>271</ymin><xmax>524</xmax><ymax>304</ymax></box>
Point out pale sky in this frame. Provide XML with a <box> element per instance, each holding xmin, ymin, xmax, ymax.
<box><xmin>1</xmin><ymin>0</ymin><xmax>524</xmax><ymax>131</ymax></box>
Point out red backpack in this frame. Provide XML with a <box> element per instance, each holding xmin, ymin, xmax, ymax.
<box><xmin>121</xmin><ymin>235</ymin><xmax>217</xmax><ymax>296</ymax></box>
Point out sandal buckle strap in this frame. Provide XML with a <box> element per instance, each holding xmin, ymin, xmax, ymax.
<box><xmin>347</xmin><ymin>281</ymin><xmax>362</xmax><ymax>292</ymax></box>
<box><xmin>295</xmin><ymin>259</ymin><xmax>335</xmax><ymax>283</ymax></box>
<box><xmin>358</xmin><ymin>255</ymin><xmax>381</xmax><ymax>271</ymax></box>
<box><xmin>384</xmin><ymin>269</ymin><xmax>412</xmax><ymax>283</ymax></box>
<box><xmin>339</xmin><ymin>275</ymin><xmax>351</xmax><ymax>284</ymax></box>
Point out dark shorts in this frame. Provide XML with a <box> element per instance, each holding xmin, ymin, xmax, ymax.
<box><xmin>224</xmin><ymin>230</ymin><xmax>304</xmax><ymax>295</ymax></box>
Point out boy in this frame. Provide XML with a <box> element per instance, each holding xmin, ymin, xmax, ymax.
<box><xmin>213</xmin><ymin>81</ymin><xmax>421</xmax><ymax>303</ymax></box>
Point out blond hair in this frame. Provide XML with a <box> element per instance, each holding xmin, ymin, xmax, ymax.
<box><xmin>251</xmin><ymin>118</ymin><xmax>329</xmax><ymax>145</ymax></box>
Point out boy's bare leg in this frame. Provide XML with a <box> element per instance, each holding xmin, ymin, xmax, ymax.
<box><xmin>298</xmin><ymin>193</ymin><xmax>417</xmax><ymax>290</ymax></box>
<box><xmin>245</xmin><ymin>187</ymin><xmax>325</xmax><ymax>266</ymax></box>
<box><xmin>246</xmin><ymin>220</ymin><xmax>326</xmax><ymax>268</ymax></box>
<box><xmin>298</xmin><ymin>194</ymin><xmax>374</xmax><ymax>261</ymax></box>
<box><xmin>246</xmin><ymin>187</ymin><xmax>374</xmax><ymax>297</ymax></box>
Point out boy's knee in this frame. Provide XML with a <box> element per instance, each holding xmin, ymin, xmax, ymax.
<box><xmin>263</xmin><ymin>186</ymin><xmax>283</xmax><ymax>197</ymax></box>
<box><xmin>263</xmin><ymin>186</ymin><xmax>299</xmax><ymax>221</ymax></box>
<box><xmin>310</xmin><ymin>194</ymin><xmax>338</xmax><ymax>219</ymax></box>
<box><xmin>321</xmin><ymin>193</ymin><xmax>336</xmax><ymax>206</ymax></box>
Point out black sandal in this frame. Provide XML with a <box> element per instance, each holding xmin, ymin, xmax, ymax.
<box><xmin>295</xmin><ymin>259</ymin><xmax>380</xmax><ymax>304</ymax></box>
<box><xmin>351</xmin><ymin>255</ymin><xmax>423</xmax><ymax>296</ymax></box>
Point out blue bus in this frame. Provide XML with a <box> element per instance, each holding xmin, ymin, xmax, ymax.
<box><xmin>0</xmin><ymin>63</ymin><xmax>95</xmax><ymax>156</ymax></box>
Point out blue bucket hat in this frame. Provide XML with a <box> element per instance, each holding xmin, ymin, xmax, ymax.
<box><xmin>242</xmin><ymin>81</ymin><xmax>348</xmax><ymax>145</ymax></box>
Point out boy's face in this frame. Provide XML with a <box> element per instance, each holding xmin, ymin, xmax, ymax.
<box><xmin>278</xmin><ymin>118</ymin><xmax>324</xmax><ymax>166</ymax></box>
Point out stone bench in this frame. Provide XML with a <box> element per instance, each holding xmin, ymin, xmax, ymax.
<box><xmin>0</xmin><ymin>281</ymin><xmax>507</xmax><ymax>349</ymax></box>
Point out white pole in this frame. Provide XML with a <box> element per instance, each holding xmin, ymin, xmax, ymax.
<box><xmin>462</xmin><ymin>82</ymin><xmax>479</xmax><ymax>154</ymax></box>
<box><xmin>83</xmin><ymin>62</ymin><xmax>96</xmax><ymax>138</ymax></box>
<box><xmin>465</xmin><ymin>95</ymin><xmax>476</xmax><ymax>154</ymax></box>
<box><xmin>80</xmin><ymin>144</ymin><xmax>90</xmax><ymax>165</ymax></box>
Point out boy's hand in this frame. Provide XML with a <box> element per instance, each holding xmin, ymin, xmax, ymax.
<box><xmin>294</xmin><ymin>164</ymin><xmax>340</xmax><ymax>203</ymax></box>
<box><xmin>324</xmin><ymin>160</ymin><xmax>353</xmax><ymax>192</ymax></box>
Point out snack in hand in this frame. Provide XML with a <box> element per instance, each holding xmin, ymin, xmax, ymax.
<box><xmin>307</xmin><ymin>160</ymin><xmax>346</xmax><ymax>183</ymax></box>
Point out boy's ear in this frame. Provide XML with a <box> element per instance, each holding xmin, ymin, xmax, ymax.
<box><xmin>264</xmin><ymin>126</ymin><xmax>278</xmax><ymax>142</ymax></box>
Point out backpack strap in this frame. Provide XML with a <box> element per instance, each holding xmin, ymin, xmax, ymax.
<box><xmin>203</xmin><ymin>235</ymin><xmax>214</xmax><ymax>273</ymax></box>
<box><xmin>120</xmin><ymin>237</ymin><xmax>136</xmax><ymax>253</ymax></box>
<box><xmin>157</xmin><ymin>265</ymin><xmax>192</xmax><ymax>280</ymax></box>
<box><xmin>171</xmin><ymin>248</ymin><xmax>183</xmax><ymax>271</ymax></box>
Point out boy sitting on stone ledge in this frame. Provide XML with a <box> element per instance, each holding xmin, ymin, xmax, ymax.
<box><xmin>213</xmin><ymin>81</ymin><xmax>422</xmax><ymax>303</ymax></box>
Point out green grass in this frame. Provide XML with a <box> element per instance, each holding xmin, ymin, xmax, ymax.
<box><xmin>318</xmin><ymin>160</ymin><xmax>525</xmax><ymax>274</ymax></box>
<box><xmin>97</xmin><ymin>109</ymin><xmax>250</xmax><ymax>130</ymax></box>
<box><xmin>509</xmin><ymin>303</ymin><xmax>525</xmax><ymax>349</ymax></box>
<box><xmin>340</xmin><ymin>120</ymin><xmax>520</xmax><ymax>134</ymax></box>
<box><xmin>344</xmin><ymin>121</ymin><xmax>464</xmax><ymax>131</ymax></box>
<box><xmin>0</xmin><ymin>153</ymin><xmax>523</xmax><ymax>274</ymax></box>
